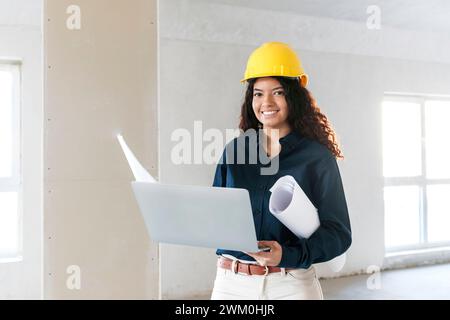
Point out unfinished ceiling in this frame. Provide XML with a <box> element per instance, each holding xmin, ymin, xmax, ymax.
<box><xmin>206</xmin><ymin>0</ymin><xmax>450</xmax><ymax>34</ymax></box>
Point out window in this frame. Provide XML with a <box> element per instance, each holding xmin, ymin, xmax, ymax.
<box><xmin>382</xmin><ymin>95</ymin><xmax>450</xmax><ymax>252</ymax></box>
<box><xmin>0</xmin><ymin>62</ymin><xmax>22</xmax><ymax>260</ymax></box>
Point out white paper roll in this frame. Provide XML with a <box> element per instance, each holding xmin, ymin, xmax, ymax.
<box><xmin>269</xmin><ymin>175</ymin><xmax>346</xmax><ymax>272</ymax></box>
<box><xmin>269</xmin><ymin>175</ymin><xmax>320</xmax><ymax>238</ymax></box>
<box><xmin>327</xmin><ymin>254</ymin><xmax>346</xmax><ymax>272</ymax></box>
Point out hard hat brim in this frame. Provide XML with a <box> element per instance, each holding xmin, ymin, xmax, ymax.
<box><xmin>240</xmin><ymin>74</ymin><xmax>308</xmax><ymax>87</ymax></box>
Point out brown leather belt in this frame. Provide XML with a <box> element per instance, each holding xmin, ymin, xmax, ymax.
<box><xmin>217</xmin><ymin>256</ymin><xmax>293</xmax><ymax>276</ymax></box>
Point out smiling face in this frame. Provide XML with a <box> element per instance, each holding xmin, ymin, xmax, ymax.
<box><xmin>252</xmin><ymin>77</ymin><xmax>291</xmax><ymax>132</ymax></box>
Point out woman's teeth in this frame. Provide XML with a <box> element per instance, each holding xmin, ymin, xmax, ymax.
<box><xmin>262</xmin><ymin>110</ymin><xmax>279</xmax><ymax>117</ymax></box>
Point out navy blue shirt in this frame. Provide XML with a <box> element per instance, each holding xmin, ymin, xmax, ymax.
<box><xmin>212</xmin><ymin>129</ymin><xmax>352</xmax><ymax>269</ymax></box>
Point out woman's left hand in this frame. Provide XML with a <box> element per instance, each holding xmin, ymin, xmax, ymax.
<box><xmin>245</xmin><ymin>240</ymin><xmax>282</xmax><ymax>267</ymax></box>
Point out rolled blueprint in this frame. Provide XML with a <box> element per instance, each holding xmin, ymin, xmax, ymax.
<box><xmin>269</xmin><ymin>175</ymin><xmax>320</xmax><ymax>238</ymax></box>
<box><xmin>117</xmin><ymin>134</ymin><xmax>157</xmax><ymax>182</ymax></box>
<box><xmin>269</xmin><ymin>175</ymin><xmax>346</xmax><ymax>272</ymax></box>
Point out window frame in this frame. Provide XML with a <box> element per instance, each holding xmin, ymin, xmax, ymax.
<box><xmin>383</xmin><ymin>93</ymin><xmax>450</xmax><ymax>253</ymax></box>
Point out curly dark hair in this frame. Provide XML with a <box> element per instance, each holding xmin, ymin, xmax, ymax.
<box><xmin>239</xmin><ymin>76</ymin><xmax>344</xmax><ymax>159</ymax></box>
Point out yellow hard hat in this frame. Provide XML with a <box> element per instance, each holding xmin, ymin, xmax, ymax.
<box><xmin>241</xmin><ymin>42</ymin><xmax>308</xmax><ymax>87</ymax></box>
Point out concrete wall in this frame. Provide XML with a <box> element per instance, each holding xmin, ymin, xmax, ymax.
<box><xmin>159</xmin><ymin>0</ymin><xmax>450</xmax><ymax>298</ymax></box>
<box><xmin>44</xmin><ymin>0</ymin><xmax>158</xmax><ymax>299</ymax></box>
<box><xmin>0</xmin><ymin>0</ymin><xmax>42</xmax><ymax>299</ymax></box>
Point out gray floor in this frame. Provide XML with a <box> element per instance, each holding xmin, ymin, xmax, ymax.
<box><xmin>321</xmin><ymin>263</ymin><xmax>450</xmax><ymax>300</ymax></box>
<box><xmin>193</xmin><ymin>263</ymin><xmax>450</xmax><ymax>299</ymax></box>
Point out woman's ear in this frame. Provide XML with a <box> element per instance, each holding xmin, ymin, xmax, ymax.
<box><xmin>299</xmin><ymin>74</ymin><xmax>308</xmax><ymax>87</ymax></box>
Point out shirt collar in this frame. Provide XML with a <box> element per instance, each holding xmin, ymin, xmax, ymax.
<box><xmin>278</xmin><ymin>130</ymin><xmax>303</xmax><ymax>147</ymax></box>
<box><xmin>256</xmin><ymin>128</ymin><xmax>302</xmax><ymax>147</ymax></box>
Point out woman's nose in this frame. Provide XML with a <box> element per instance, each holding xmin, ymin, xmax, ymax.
<box><xmin>262</xmin><ymin>94</ymin><xmax>274</xmax><ymax>106</ymax></box>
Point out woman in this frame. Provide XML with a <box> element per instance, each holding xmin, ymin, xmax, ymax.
<box><xmin>210</xmin><ymin>42</ymin><xmax>352</xmax><ymax>300</ymax></box>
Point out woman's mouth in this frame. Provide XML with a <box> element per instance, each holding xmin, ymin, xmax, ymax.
<box><xmin>261</xmin><ymin>110</ymin><xmax>279</xmax><ymax>118</ymax></box>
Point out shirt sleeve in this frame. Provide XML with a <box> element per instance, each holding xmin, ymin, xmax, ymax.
<box><xmin>279</xmin><ymin>156</ymin><xmax>352</xmax><ymax>269</ymax></box>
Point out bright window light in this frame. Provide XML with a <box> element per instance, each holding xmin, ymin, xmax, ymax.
<box><xmin>425</xmin><ymin>100</ymin><xmax>450</xmax><ymax>179</ymax></box>
<box><xmin>384</xmin><ymin>185</ymin><xmax>420</xmax><ymax>248</ymax></box>
<box><xmin>383</xmin><ymin>96</ymin><xmax>450</xmax><ymax>253</ymax></box>
<box><xmin>0</xmin><ymin>192</ymin><xmax>20</xmax><ymax>257</ymax></box>
<box><xmin>427</xmin><ymin>184</ymin><xmax>450</xmax><ymax>243</ymax></box>
<box><xmin>0</xmin><ymin>70</ymin><xmax>13</xmax><ymax>178</ymax></box>
<box><xmin>0</xmin><ymin>63</ymin><xmax>21</xmax><ymax>259</ymax></box>
<box><xmin>382</xmin><ymin>101</ymin><xmax>422</xmax><ymax>177</ymax></box>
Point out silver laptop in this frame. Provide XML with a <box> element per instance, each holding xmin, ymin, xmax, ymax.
<box><xmin>117</xmin><ymin>134</ymin><xmax>266</xmax><ymax>252</ymax></box>
<box><xmin>131</xmin><ymin>181</ymin><xmax>263</xmax><ymax>252</ymax></box>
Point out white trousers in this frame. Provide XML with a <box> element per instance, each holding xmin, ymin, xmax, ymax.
<box><xmin>211</xmin><ymin>265</ymin><xmax>324</xmax><ymax>300</ymax></box>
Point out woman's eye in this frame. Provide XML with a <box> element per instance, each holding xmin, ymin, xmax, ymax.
<box><xmin>253</xmin><ymin>92</ymin><xmax>262</xmax><ymax>97</ymax></box>
<box><xmin>274</xmin><ymin>91</ymin><xmax>285</xmax><ymax>96</ymax></box>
